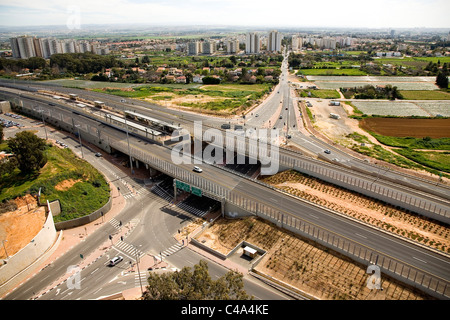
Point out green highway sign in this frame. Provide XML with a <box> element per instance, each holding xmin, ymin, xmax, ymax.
<box><xmin>175</xmin><ymin>180</ymin><xmax>202</xmax><ymax>197</ymax></box>
<box><xmin>191</xmin><ymin>186</ymin><xmax>202</xmax><ymax>197</ymax></box>
<box><xmin>176</xmin><ymin>180</ymin><xmax>191</xmax><ymax>192</ymax></box>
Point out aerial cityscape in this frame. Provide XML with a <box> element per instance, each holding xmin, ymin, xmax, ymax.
<box><xmin>0</xmin><ymin>0</ymin><xmax>449</xmax><ymax>313</ymax></box>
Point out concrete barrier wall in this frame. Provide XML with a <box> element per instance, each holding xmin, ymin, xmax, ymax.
<box><xmin>54</xmin><ymin>196</ymin><xmax>112</xmax><ymax>230</ymax></box>
<box><xmin>0</xmin><ymin>206</ymin><xmax>57</xmax><ymax>290</ymax></box>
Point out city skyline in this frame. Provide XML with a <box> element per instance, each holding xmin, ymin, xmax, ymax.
<box><xmin>1</xmin><ymin>0</ymin><xmax>449</xmax><ymax>29</ymax></box>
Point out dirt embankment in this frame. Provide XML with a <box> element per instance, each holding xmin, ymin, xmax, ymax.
<box><xmin>198</xmin><ymin>217</ymin><xmax>432</xmax><ymax>300</ymax></box>
<box><xmin>261</xmin><ymin>170</ymin><xmax>449</xmax><ymax>254</ymax></box>
<box><xmin>0</xmin><ymin>195</ymin><xmax>46</xmax><ymax>259</ymax></box>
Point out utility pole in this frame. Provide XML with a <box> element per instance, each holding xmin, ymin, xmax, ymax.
<box><xmin>124</xmin><ymin>113</ymin><xmax>134</xmax><ymax>175</ymax></box>
<box><xmin>134</xmin><ymin>246</ymin><xmax>144</xmax><ymax>296</ymax></box>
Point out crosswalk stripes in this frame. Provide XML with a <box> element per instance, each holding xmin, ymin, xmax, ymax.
<box><xmin>109</xmin><ymin>218</ymin><xmax>122</xmax><ymax>230</ymax></box>
<box><xmin>135</xmin><ymin>271</ymin><xmax>147</xmax><ymax>288</ymax></box>
<box><xmin>112</xmin><ymin>240</ymin><xmax>145</xmax><ymax>262</ymax></box>
<box><xmin>122</xmin><ymin>187</ymin><xmax>152</xmax><ymax>200</ymax></box>
<box><xmin>154</xmin><ymin>243</ymin><xmax>184</xmax><ymax>261</ymax></box>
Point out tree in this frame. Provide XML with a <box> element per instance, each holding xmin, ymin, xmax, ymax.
<box><xmin>142</xmin><ymin>260</ymin><xmax>251</xmax><ymax>300</ymax></box>
<box><xmin>436</xmin><ymin>72</ymin><xmax>449</xmax><ymax>89</ymax></box>
<box><xmin>7</xmin><ymin>131</ymin><xmax>47</xmax><ymax>173</ymax></box>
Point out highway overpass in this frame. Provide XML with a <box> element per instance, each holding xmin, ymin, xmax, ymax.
<box><xmin>1</xmin><ymin>87</ymin><xmax>449</xmax><ymax>299</ymax></box>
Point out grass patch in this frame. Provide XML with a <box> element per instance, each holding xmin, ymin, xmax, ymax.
<box><xmin>370</xmin><ymin>134</ymin><xmax>450</xmax><ymax>150</ymax></box>
<box><xmin>299</xmin><ymin>89</ymin><xmax>340</xmax><ymax>99</ymax></box>
<box><xmin>394</xmin><ymin>149</ymin><xmax>450</xmax><ymax>173</ymax></box>
<box><xmin>305</xmin><ymin>105</ymin><xmax>315</xmax><ymax>123</ymax></box>
<box><xmin>180</xmin><ymin>99</ymin><xmax>245</xmax><ymax>111</ymax></box>
<box><xmin>0</xmin><ymin>145</ymin><xmax>110</xmax><ymax>222</ymax></box>
<box><xmin>399</xmin><ymin>90</ymin><xmax>450</xmax><ymax>100</ymax></box>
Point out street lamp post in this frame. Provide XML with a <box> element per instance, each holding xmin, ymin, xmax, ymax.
<box><xmin>134</xmin><ymin>245</ymin><xmax>144</xmax><ymax>295</ymax></box>
<box><xmin>36</xmin><ymin>108</ymin><xmax>48</xmax><ymax>140</ymax></box>
<box><xmin>2</xmin><ymin>240</ymin><xmax>9</xmax><ymax>259</ymax></box>
<box><xmin>124</xmin><ymin>112</ymin><xmax>134</xmax><ymax>175</ymax></box>
<box><xmin>75</xmin><ymin>124</ymin><xmax>84</xmax><ymax>159</ymax></box>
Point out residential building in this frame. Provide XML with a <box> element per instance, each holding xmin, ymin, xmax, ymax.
<box><xmin>268</xmin><ymin>30</ymin><xmax>282</xmax><ymax>52</ymax></box>
<box><xmin>202</xmin><ymin>41</ymin><xmax>215</xmax><ymax>55</ymax></box>
<box><xmin>10</xmin><ymin>36</ymin><xmax>36</xmax><ymax>59</ymax></box>
<box><xmin>226</xmin><ymin>39</ymin><xmax>239</xmax><ymax>54</ymax></box>
<box><xmin>245</xmin><ymin>32</ymin><xmax>260</xmax><ymax>54</ymax></box>
<box><xmin>188</xmin><ymin>41</ymin><xmax>202</xmax><ymax>55</ymax></box>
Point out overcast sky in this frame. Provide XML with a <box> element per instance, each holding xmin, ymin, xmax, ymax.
<box><xmin>0</xmin><ymin>0</ymin><xmax>449</xmax><ymax>29</ymax></box>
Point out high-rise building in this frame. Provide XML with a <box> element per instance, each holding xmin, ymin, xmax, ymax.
<box><xmin>291</xmin><ymin>35</ymin><xmax>299</xmax><ymax>50</ymax></box>
<box><xmin>245</xmin><ymin>33</ymin><xmax>260</xmax><ymax>54</ymax></box>
<box><xmin>202</xmin><ymin>41</ymin><xmax>215</xmax><ymax>55</ymax></box>
<box><xmin>226</xmin><ymin>39</ymin><xmax>239</xmax><ymax>54</ymax></box>
<box><xmin>188</xmin><ymin>41</ymin><xmax>201</xmax><ymax>55</ymax></box>
<box><xmin>9</xmin><ymin>38</ymin><xmax>20</xmax><ymax>59</ymax></box>
<box><xmin>11</xmin><ymin>36</ymin><xmax>37</xmax><ymax>59</ymax></box>
<box><xmin>268</xmin><ymin>31</ymin><xmax>282</xmax><ymax>52</ymax></box>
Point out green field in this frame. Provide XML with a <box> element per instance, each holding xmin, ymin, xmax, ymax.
<box><xmin>347</xmin><ymin>132</ymin><xmax>450</xmax><ymax>178</ymax></box>
<box><xmin>298</xmin><ymin>89</ymin><xmax>340</xmax><ymax>99</ymax></box>
<box><xmin>0</xmin><ymin>143</ymin><xmax>110</xmax><ymax>222</ymax></box>
<box><xmin>399</xmin><ymin>90</ymin><xmax>450</xmax><ymax>100</ymax></box>
<box><xmin>370</xmin><ymin>134</ymin><xmax>450</xmax><ymax>150</ymax></box>
<box><xmin>298</xmin><ymin>68</ymin><xmax>367</xmax><ymax>76</ymax></box>
<box><xmin>94</xmin><ymin>83</ymin><xmax>272</xmax><ymax>113</ymax></box>
<box><xmin>394</xmin><ymin>149</ymin><xmax>450</xmax><ymax>174</ymax></box>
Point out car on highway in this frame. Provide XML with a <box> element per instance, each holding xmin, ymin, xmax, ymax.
<box><xmin>95</xmin><ymin>152</ymin><xmax>102</xmax><ymax>157</ymax></box>
<box><xmin>193</xmin><ymin>166</ymin><xmax>203</xmax><ymax>173</ymax></box>
<box><xmin>324</xmin><ymin>149</ymin><xmax>331</xmax><ymax>154</ymax></box>
<box><xmin>255</xmin><ymin>114</ymin><xmax>259</xmax><ymax>117</ymax></box>
<box><xmin>109</xmin><ymin>256</ymin><xmax>123</xmax><ymax>266</ymax></box>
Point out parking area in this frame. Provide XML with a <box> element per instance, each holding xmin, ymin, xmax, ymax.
<box><xmin>0</xmin><ymin>112</ymin><xmax>26</xmax><ymax>129</ymax></box>
<box><xmin>304</xmin><ymin>99</ymin><xmax>362</xmax><ymax>142</ymax></box>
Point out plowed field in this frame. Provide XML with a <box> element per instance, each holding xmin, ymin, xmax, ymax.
<box><xmin>360</xmin><ymin>118</ymin><xmax>450</xmax><ymax>138</ymax></box>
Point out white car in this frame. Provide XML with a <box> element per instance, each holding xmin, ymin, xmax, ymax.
<box><xmin>109</xmin><ymin>256</ymin><xmax>123</xmax><ymax>266</ymax></box>
<box><xmin>193</xmin><ymin>166</ymin><xmax>203</xmax><ymax>173</ymax></box>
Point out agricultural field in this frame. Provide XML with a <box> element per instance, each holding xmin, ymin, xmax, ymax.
<box><xmin>351</xmin><ymin>100</ymin><xmax>450</xmax><ymax>117</ymax></box>
<box><xmin>297</xmin><ymin>89</ymin><xmax>341</xmax><ymax>99</ymax></box>
<box><xmin>298</xmin><ymin>68</ymin><xmax>367</xmax><ymax>76</ymax></box>
<box><xmin>351</xmin><ymin>101</ymin><xmax>430</xmax><ymax>117</ymax></box>
<box><xmin>260</xmin><ymin>170</ymin><xmax>450</xmax><ymax>253</ymax></box>
<box><xmin>198</xmin><ymin>216</ymin><xmax>432</xmax><ymax>300</ymax></box>
<box><xmin>307</xmin><ymin>76</ymin><xmax>439</xmax><ymax>91</ymax></box>
<box><xmin>415</xmin><ymin>101</ymin><xmax>450</xmax><ymax>117</ymax></box>
<box><xmin>359</xmin><ymin>118</ymin><xmax>450</xmax><ymax>138</ymax></box>
<box><xmin>400</xmin><ymin>90</ymin><xmax>450</xmax><ymax>100</ymax></box>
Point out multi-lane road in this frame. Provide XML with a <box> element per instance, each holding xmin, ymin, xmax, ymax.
<box><xmin>2</xmin><ymin>121</ymin><xmax>292</xmax><ymax>300</ymax></box>
<box><xmin>1</xmin><ymin>51</ymin><xmax>449</xmax><ymax>299</ymax></box>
